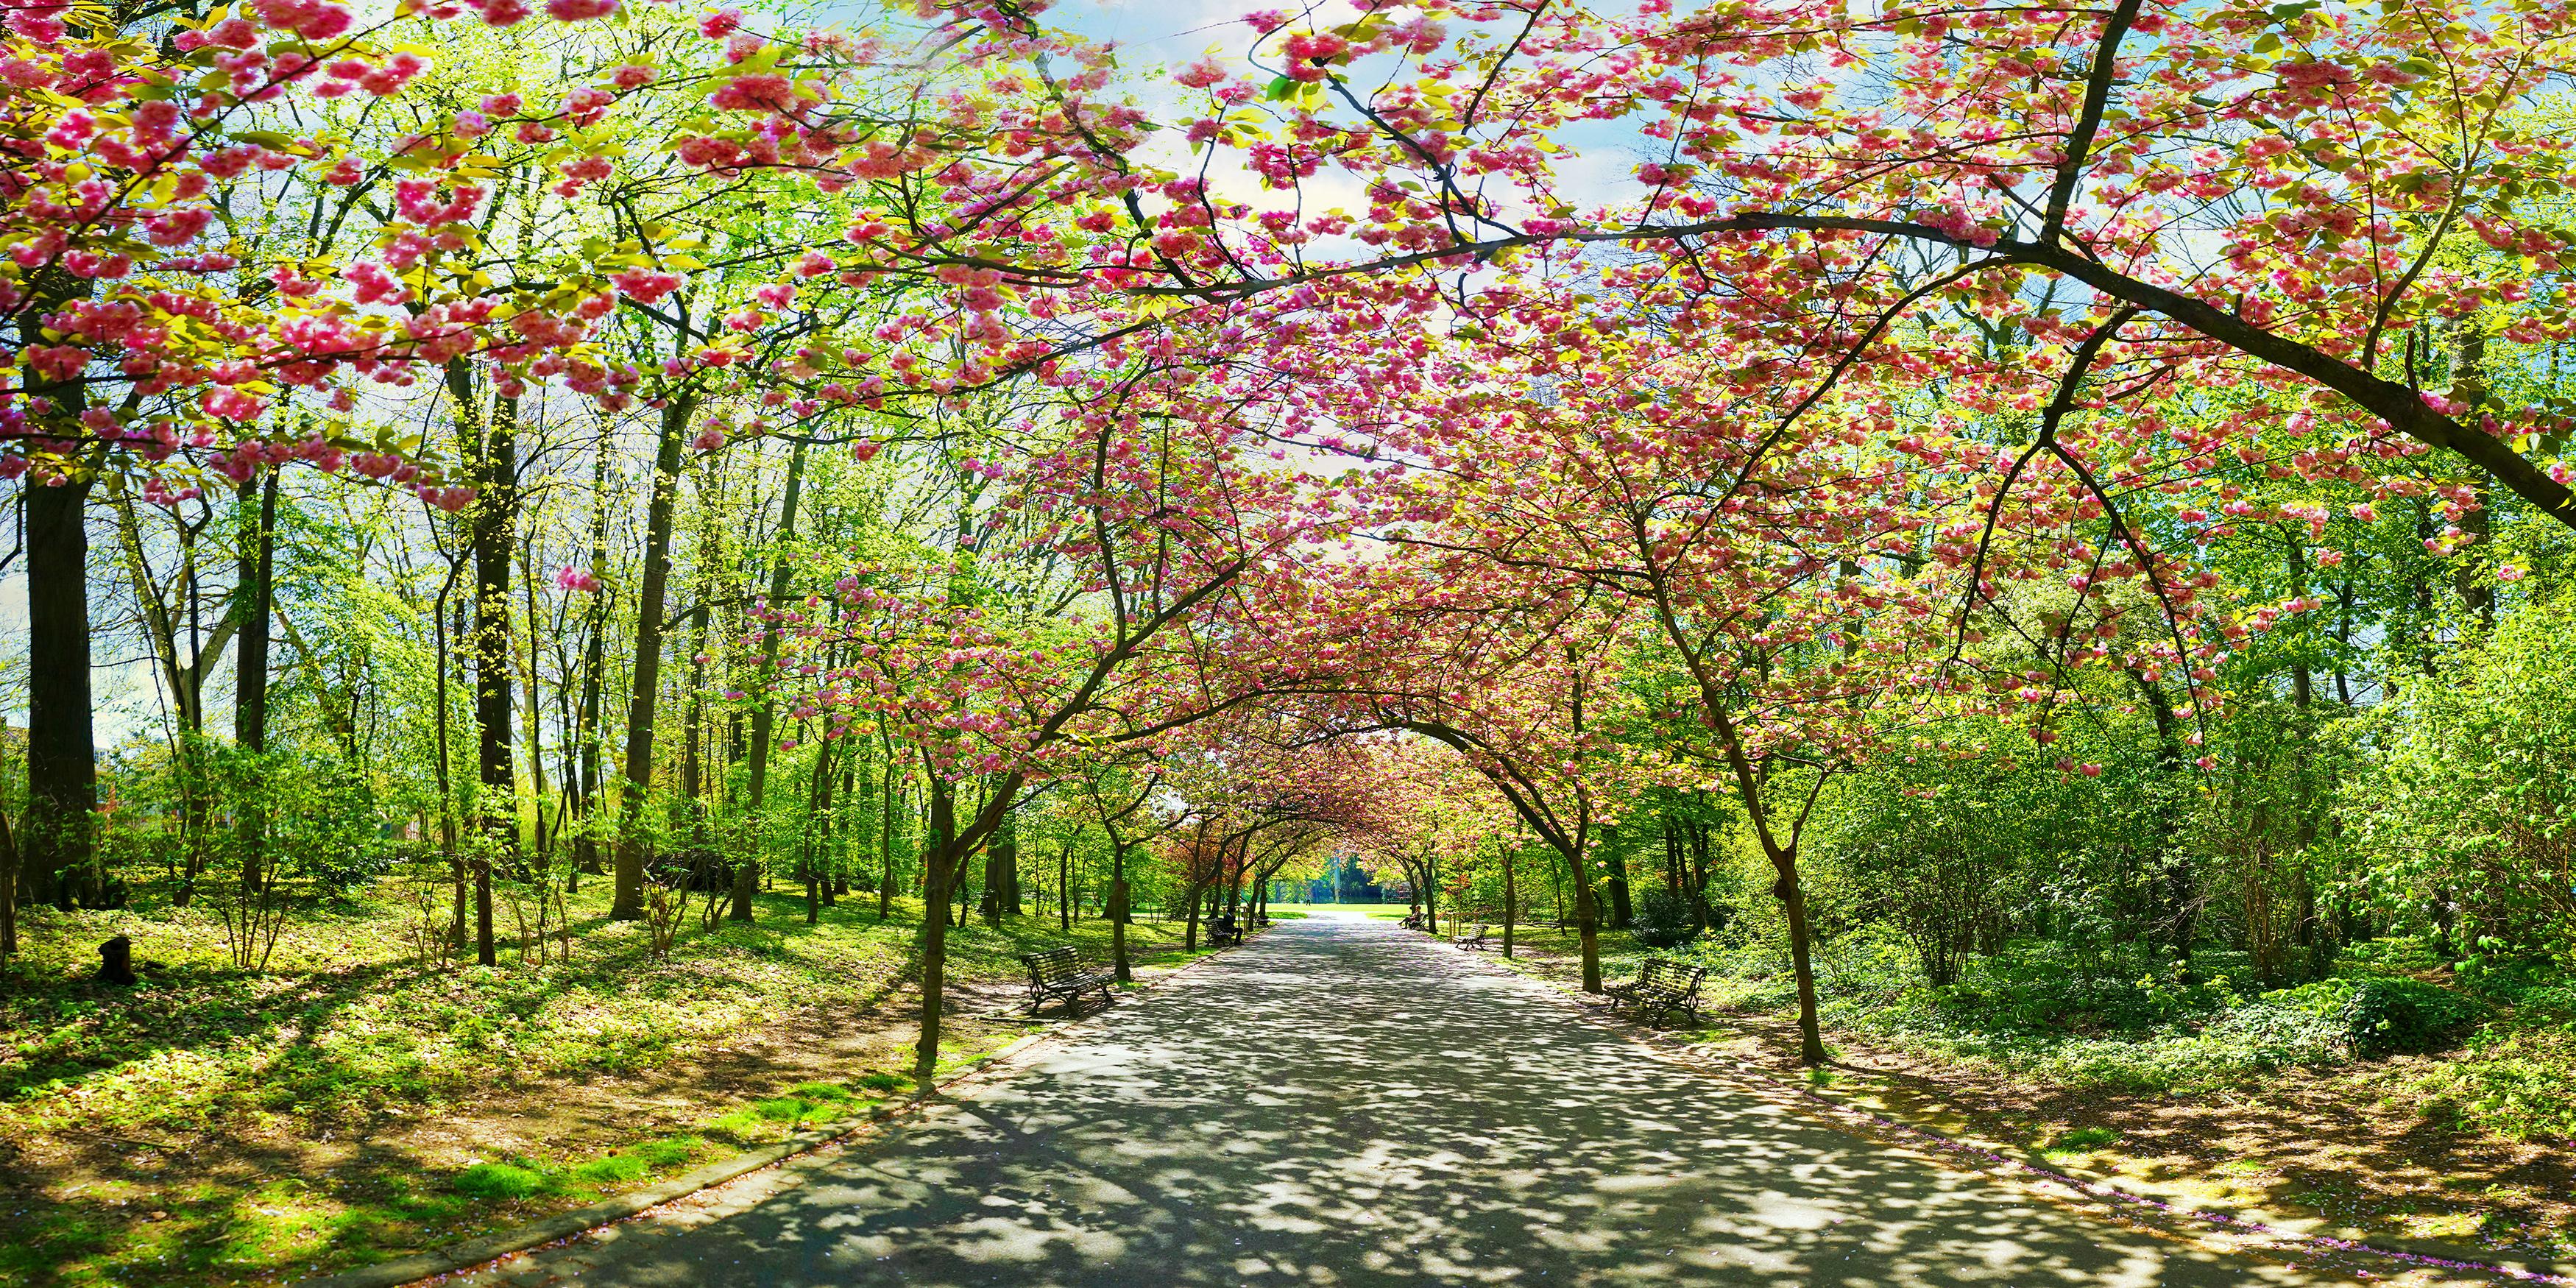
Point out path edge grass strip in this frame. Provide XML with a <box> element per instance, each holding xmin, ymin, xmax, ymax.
<box><xmin>291</xmin><ymin>935</ymin><xmax>1248</xmax><ymax>1288</ymax></box>
<box><xmin>1450</xmin><ymin>929</ymin><xmax>2576</xmax><ymax>1287</ymax></box>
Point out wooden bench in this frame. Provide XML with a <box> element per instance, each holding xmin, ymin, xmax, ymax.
<box><xmin>1206</xmin><ymin>916</ymin><xmax>1243</xmax><ymax>947</ymax></box>
<box><xmin>1022</xmin><ymin>946</ymin><xmax>1113</xmax><ymax>1016</ymax></box>
<box><xmin>1604</xmin><ymin>958</ymin><xmax>1708</xmax><ymax>1024</ymax></box>
<box><xmin>1400</xmin><ymin>912</ymin><xmax>1425</xmax><ymax>930</ymax></box>
<box><xmin>1451</xmin><ymin>923</ymin><xmax>1492</xmax><ymax>950</ymax></box>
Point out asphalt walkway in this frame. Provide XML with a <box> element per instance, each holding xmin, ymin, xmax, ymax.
<box><xmin>459</xmin><ymin>912</ymin><xmax>2381</xmax><ymax>1287</ymax></box>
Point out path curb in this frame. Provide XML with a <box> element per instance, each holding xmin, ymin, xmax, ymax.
<box><xmin>294</xmin><ymin>935</ymin><xmax>1249</xmax><ymax>1288</ymax></box>
<box><xmin>1454</xmin><ymin>935</ymin><xmax>2576</xmax><ymax>1286</ymax></box>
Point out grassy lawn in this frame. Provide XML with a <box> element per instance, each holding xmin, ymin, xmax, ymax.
<box><xmin>0</xmin><ymin>875</ymin><xmax>1192</xmax><ymax>1287</ymax></box>
<box><xmin>1263</xmin><ymin>902</ymin><xmax>1411</xmax><ymax>919</ymax></box>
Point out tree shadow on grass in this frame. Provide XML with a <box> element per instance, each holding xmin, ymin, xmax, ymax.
<box><xmin>487</xmin><ymin>918</ymin><xmax>2331</xmax><ymax>1288</ymax></box>
<box><xmin>0</xmin><ymin>888</ymin><xmax>1176</xmax><ymax>1286</ymax></box>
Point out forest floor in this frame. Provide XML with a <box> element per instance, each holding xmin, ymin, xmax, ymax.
<box><xmin>0</xmin><ymin>878</ymin><xmax>1201</xmax><ymax>1288</ymax></box>
<box><xmin>1469</xmin><ymin>920</ymin><xmax>2576</xmax><ymax>1270</ymax></box>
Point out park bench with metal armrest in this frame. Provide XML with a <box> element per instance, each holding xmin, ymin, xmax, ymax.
<box><xmin>1602</xmin><ymin>957</ymin><xmax>1674</xmax><ymax>1005</ymax></box>
<box><xmin>1606</xmin><ymin>957</ymin><xmax>1708</xmax><ymax>1025</ymax></box>
<box><xmin>1451</xmin><ymin>923</ymin><xmax>1492</xmax><ymax>950</ymax></box>
<box><xmin>1022</xmin><ymin>946</ymin><xmax>1114</xmax><ymax>1016</ymax></box>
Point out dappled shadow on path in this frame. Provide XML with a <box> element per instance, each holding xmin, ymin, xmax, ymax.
<box><xmin>481</xmin><ymin>917</ymin><xmax>2332</xmax><ymax>1287</ymax></box>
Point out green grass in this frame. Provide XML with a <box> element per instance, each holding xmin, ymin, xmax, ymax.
<box><xmin>1496</xmin><ymin>916</ymin><xmax>2576</xmax><ymax>1145</ymax></box>
<box><xmin>0</xmin><ymin>878</ymin><xmax>1175</xmax><ymax>1287</ymax></box>
<box><xmin>1</xmin><ymin>882</ymin><xmax>1148</xmax><ymax>1139</ymax></box>
<box><xmin>2045</xmin><ymin>1125</ymin><xmax>2121</xmax><ymax>1152</ymax></box>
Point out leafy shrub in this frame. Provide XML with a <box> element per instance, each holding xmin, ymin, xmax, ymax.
<box><xmin>2267</xmin><ymin>977</ymin><xmax>2485</xmax><ymax>1055</ymax></box>
<box><xmin>1630</xmin><ymin>888</ymin><xmax>1699</xmax><ymax>949</ymax></box>
<box><xmin>2339</xmin><ymin>977</ymin><xmax>2485</xmax><ymax>1055</ymax></box>
<box><xmin>2410</xmin><ymin>1030</ymin><xmax>2576</xmax><ymax>1142</ymax></box>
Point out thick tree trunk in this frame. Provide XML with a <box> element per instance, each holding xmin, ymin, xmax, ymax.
<box><xmin>1771</xmin><ymin>857</ymin><xmax>1828</xmax><ymax>1064</ymax></box>
<box><xmin>1573</xmin><ymin>854</ymin><xmax>1602</xmax><ymax>992</ymax></box>
<box><xmin>1107</xmin><ymin>838</ymin><xmax>1133</xmax><ymax>983</ymax></box>
<box><xmin>466</xmin><ymin>386</ymin><xmax>519</xmax><ymax>967</ymax></box>
<box><xmin>612</xmin><ymin>392</ymin><xmax>697</xmax><ymax>919</ymax></box>
<box><xmin>1414</xmin><ymin>856</ymin><xmax>1439</xmax><ymax>936</ymax></box>
<box><xmin>913</xmin><ymin>776</ymin><xmax>957</xmax><ymax>1089</ymax></box>
<box><xmin>25</xmin><ymin>474</ymin><xmax>98</xmax><ymax>908</ymax></box>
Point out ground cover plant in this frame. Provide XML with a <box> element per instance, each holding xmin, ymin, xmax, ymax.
<box><xmin>0</xmin><ymin>881</ymin><xmax>1197</xmax><ymax>1286</ymax></box>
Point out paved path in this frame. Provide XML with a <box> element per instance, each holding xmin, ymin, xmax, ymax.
<box><xmin>465</xmin><ymin>914</ymin><xmax>2384</xmax><ymax>1287</ymax></box>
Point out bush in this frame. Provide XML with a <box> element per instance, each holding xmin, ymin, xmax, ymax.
<box><xmin>2412</xmin><ymin>1029</ymin><xmax>2576</xmax><ymax>1142</ymax></box>
<box><xmin>2340</xmin><ymin>977</ymin><xmax>2485</xmax><ymax>1055</ymax></box>
<box><xmin>1630</xmin><ymin>887</ymin><xmax>1699</xmax><ymax>949</ymax></box>
<box><xmin>2268</xmin><ymin>976</ymin><xmax>2485</xmax><ymax>1056</ymax></box>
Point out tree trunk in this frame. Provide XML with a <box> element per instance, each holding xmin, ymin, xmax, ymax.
<box><xmin>1685</xmin><ymin>818</ymin><xmax>1715</xmax><ymax>932</ymax></box>
<box><xmin>678</xmin><ymin>604</ymin><xmax>711</xmax><ymax>845</ymax></box>
<box><xmin>913</xmin><ymin>774</ymin><xmax>956</xmax><ymax>1089</ymax></box>
<box><xmin>1501</xmin><ymin>845</ymin><xmax>1516</xmax><ymax>958</ymax></box>
<box><xmin>1</xmin><ymin>779</ymin><xmax>19</xmax><ymax>956</ymax></box>
<box><xmin>1604</xmin><ymin>849</ymin><xmax>1633</xmax><ymax>929</ymax></box>
<box><xmin>1058</xmin><ymin>832</ymin><xmax>1073</xmax><ymax>931</ymax></box>
<box><xmin>612</xmin><ymin>392</ymin><xmax>697</xmax><ymax>919</ymax></box>
<box><xmin>878</xmin><ymin>751</ymin><xmax>897</xmax><ymax>920</ymax></box>
<box><xmin>25</xmin><ymin>473</ymin><xmax>98</xmax><ymax>909</ymax></box>
<box><xmin>980</xmin><ymin>812</ymin><xmax>1017</xmax><ymax>927</ymax></box>
<box><xmin>234</xmin><ymin>473</ymin><xmax>276</xmax><ymax>889</ymax></box>
<box><xmin>1108</xmin><ymin>846</ymin><xmax>1132</xmax><ymax>983</ymax></box>
<box><xmin>1573</xmin><ymin>852</ymin><xmax>1602</xmax><ymax>992</ymax></box>
<box><xmin>737</xmin><ymin>440</ymin><xmax>809</xmax><ymax>921</ymax></box>
<box><xmin>465</xmin><ymin>383</ymin><xmax>519</xmax><ymax>968</ymax></box>
<box><xmin>1417</xmin><ymin>855</ymin><xmax>1440</xmax><ymax>936</ymax></box>
<box><xmin>434</xmin><ymin>579</ymin><xmax>466</xmax><ymax>951</ymax></box>
<box><xmin>1770</xmin><ymin>857</ymin><xmax>1828</xmax><ymax>1063</ymax></box>
<box><xmin>804</xmin><ymin>732</ymin><xmax>835</xmax><ymax>924</ymax></box>
<box><xmin>572</xmin><ymin>438</ymin><xmax>612</xmax><ymax>880</ymax></box>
